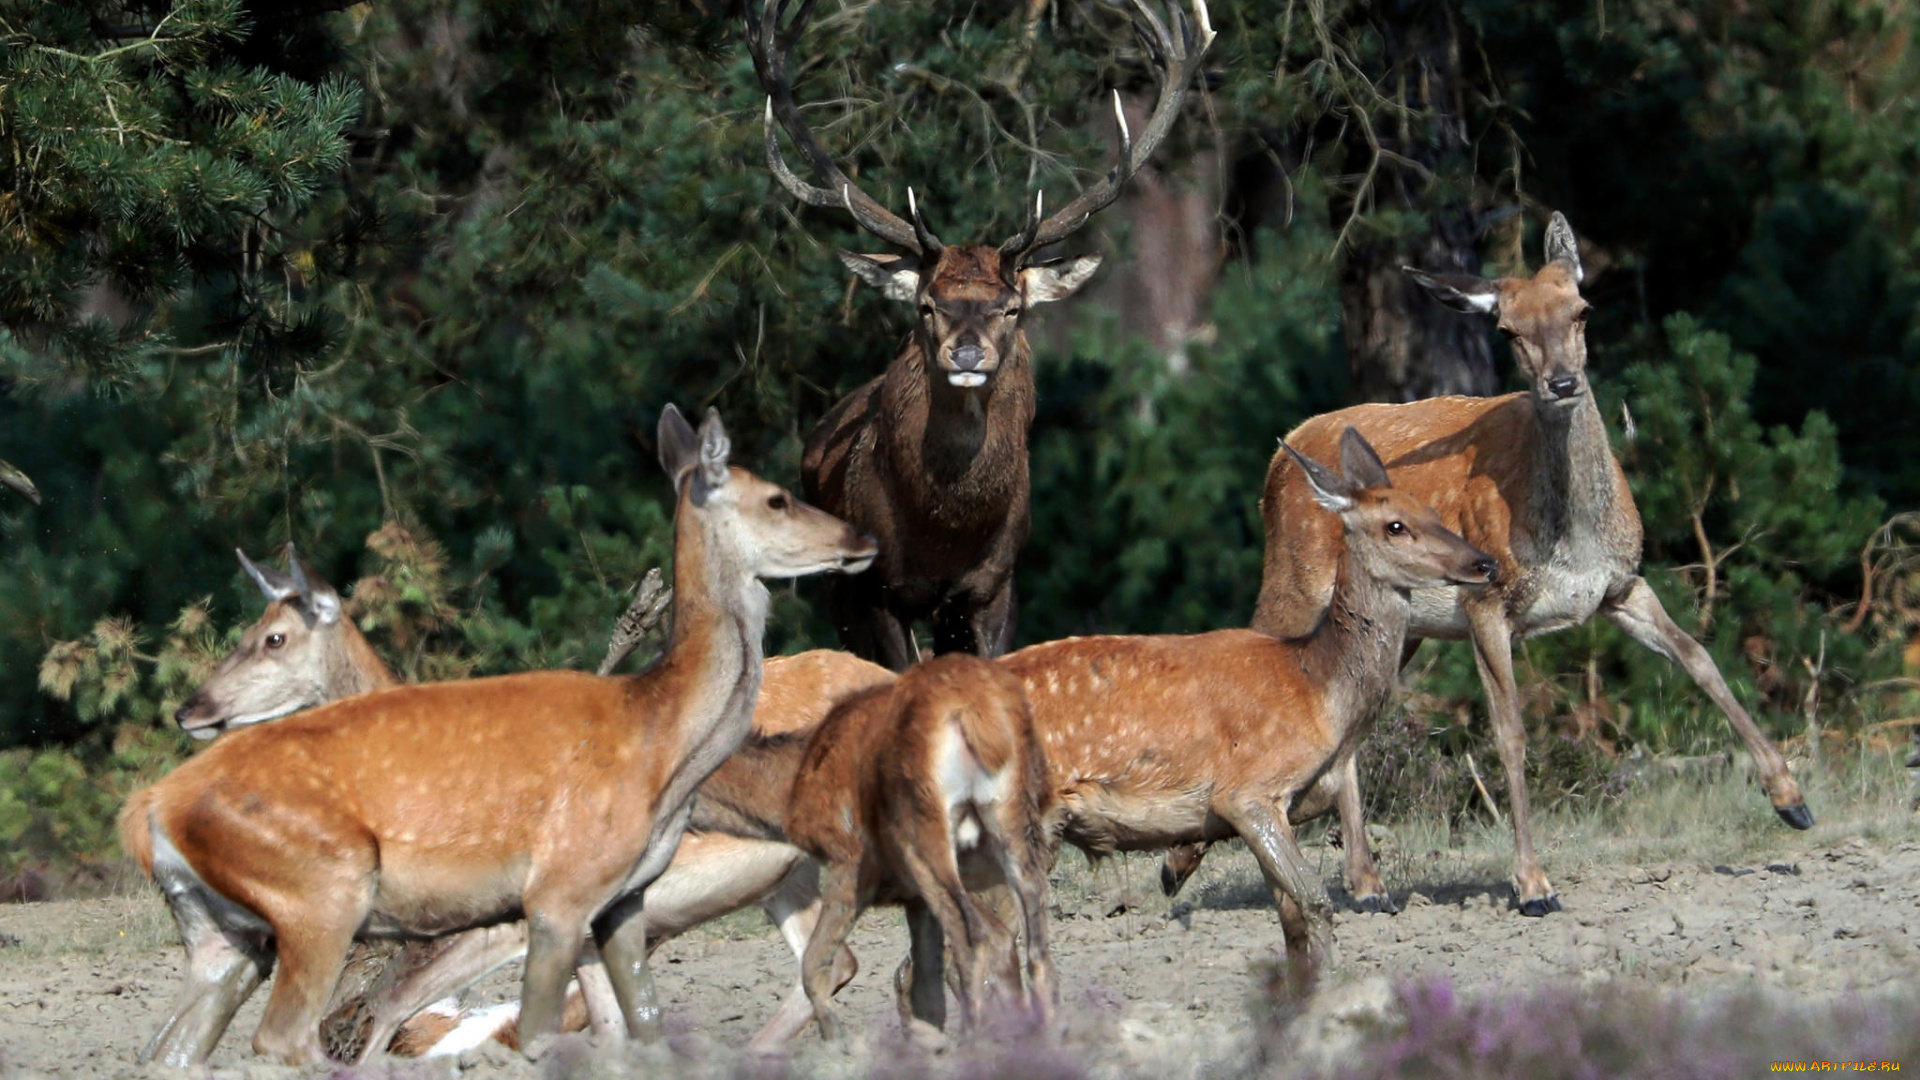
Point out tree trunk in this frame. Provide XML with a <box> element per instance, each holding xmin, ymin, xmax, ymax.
<box><xmin>1337</xmin><ymin>0</ymin><xmax>1498</xmax><ymax>403</ymax></box>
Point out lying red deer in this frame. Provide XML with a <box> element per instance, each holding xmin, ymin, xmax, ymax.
<box><xmin>119</xmin><ymin>406</ymin><xmax>876</xmax><ymax>1065</ymax></box>
<box><xmin>786</xmin><ymin>653</ymin><xmax>1055</xmax><ymax>1039</ymax></box>
<box><xmin>749</xmin><ymin>0</ymin><xmax>1213</xmax><ymax>668</ymax></box>
<box><xmin>1165</xmin><ymin>213</ymin><xmax>1813</xmax><ymax>918</ymax></box>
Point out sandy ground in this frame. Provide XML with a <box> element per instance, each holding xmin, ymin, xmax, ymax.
<box><xmin>3</xmin><ymin>780</ymin><xmax>1917</xmax><ymax>1079</ymax></box>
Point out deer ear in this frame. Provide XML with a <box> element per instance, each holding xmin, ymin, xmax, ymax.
<box><xmin>839</xmin><ymin>252</ymin><xmax>921</xmax><ymax>302</ymax></box>
<box><xmin>1544</xmin><ymin>212</ymin><xmax>1582</xmax><ymax>283</ymax></box>
<box><xmin>694</xmin><ymin>407</ymin><xmax>732</xmax><ymax>495</ymax></box>
<box><xmin>1338</xmin><ymin>427</ymin><xmax>1392</xmax><ymax>491</ymax></box>
<box><xmin>286</xmin><ymin>546</ymin><xmax>341</xmax><ymax>626</ymax></box>
<box><xmin>236</xmin><ymin>548</ymin><xmax>297</xmax><ymax>602</ymax></box>
<box><xmin>1404</xmin><ymin>267</ymin><xmax>1501</xmax><ymax>315</ymax></box>
<box><xmin>1019</xmin><ymin>254</ymin><xmax>1103</xmax><ymax>304</ymax></box>
<box><xmin>658</xmin><ymin>404</ymin><xmax>700</xmax><ymax>488</ymax></box>
<box><xmin>1283</xmin><ymin>441</ymin><xmax>1356</xmax><ymax>514</ymax></box>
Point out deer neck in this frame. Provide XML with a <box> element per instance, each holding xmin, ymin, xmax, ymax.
<box><xmin>1528</xmin><ymin>391</ymin><xmax>1620</xmax><ymax>547</ymax></box>
<box><xmin>327</xmin><ymin>622</ymin><xmax>400</xmax><ymax>698</ymax></box>
<box><xmin>887</xmin><ymin>336</ymin><xmax>1032</xmax><ymax>488</ymax></box>
<box><xmin>653</xmin><ymin>504</ymin><xmax>769</xmax><ymax>805</ymax></box>
<box><xmin>1296</xmin><ymin>541</ymin><xmax>1413</xmax><ymax>738</ymax></box>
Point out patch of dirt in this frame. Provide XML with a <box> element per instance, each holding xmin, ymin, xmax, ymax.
<box><xmin>2</xmin><ymin>835</ymin><xmax>1917</xmax><ymax>1079</ymax></box>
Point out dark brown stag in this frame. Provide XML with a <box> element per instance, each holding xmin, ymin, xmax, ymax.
<box><xmin>749</xmin><ymin>0</ymin><xmax>1213</xmax><ymax>670</ymax></box>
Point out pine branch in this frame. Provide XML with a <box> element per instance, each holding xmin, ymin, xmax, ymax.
<box><xmin>597</xmin><ymin>568</ymin><xmax>673</xmax><ymax>676</ymax></box>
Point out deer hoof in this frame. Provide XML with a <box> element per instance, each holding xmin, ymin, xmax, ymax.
<box><xmin>1351</xmin><ymin>893</ymin><xmax>1400</xmax><ymax>915</ymax></box>
<box><xmin>1516</xmin><ymin>894</ymin><xmax>1563</xmax><ymax>918</ymax></box>
<box><xmin>1775</xmin><ymin>803</ymin><xmax>1815</xmax><ymax>831</ymax></box>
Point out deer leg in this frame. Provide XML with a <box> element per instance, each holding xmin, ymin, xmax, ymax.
<box><xmin>830</xmin><ymin>577</ymin><xmax>916</xmax><ymax>672</ymax></box>
<box><xmin>1330</xmin><ymin>753</ymin><xmax>1395</xmax><ymax>913</ymax></box>
<box><xmin>518</xmin><ymin>895</ymin><xmax>600</xmax><ymax>1059</ymax></box>
<box><xmin>573</xmin><ymin>937</ymin><xmax>626</xmax><ymax>1040</ymax></box>
<box><xmin>593</xmin><ymin>892</ymin><xmax>662</xmax><ymax>1044</ymax></box>
<box><xmin>749</xmin><ymin>863</ymin><xmax>856</xmax><ymax>1051</ymax></box>
<box><xmin>1217</xmin><ymin>800</ymin><xmax>1332</xmax><ymax>998</ymax></box>
<box><xmin>802</xmin><ymin>864</ymin><xmax>864</xmax><ymax>1043</ymax></box>
<box><xmin>1159</xmin><ymin>841</ymin><xmax>1212</xmax><ymax>897</ymax></box>
<box><xmin>896</xmin><ymin>898</ymin><xmax>949</xmax><ymax>1032</ymax></box>
<box><xmin>981</xmin><ymin>808</ymin><xmax>1056</xmax><ymax>1022</ymax></box>
<box><xmin>900</xmin><ymin>843</ymin><xmax>1003</xmax><ymax>1031</ymax></box>
<box><xmin>1602</xmin><ymin>576</ymin><xmax>1811</xmax><ymax>828</ymax></box>
<box><xmin>1466</xmin><ymin>605</ymin><xmax>1559</xmax><ymax>915</ymax></box>
<box><xmin>142</xmin><ymin>902</ymin><xmax>271</xmax><ymax>1067</ymax></box>
<box><xmin>250</xmin><ymin>896</ymin><xmax>369</xmax><ymax>1064</ymax></box>
<box><xmin>355</xmin><ymin>924</ymin><xmax>531</xmax><ymax>1061</ymax></box>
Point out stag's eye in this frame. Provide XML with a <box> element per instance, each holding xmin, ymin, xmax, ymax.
<box><xmin>1385</xmin><ymin>521</ymin><xmax>1408</xmax><ymax>537</ymax></box>
<box><xmin>265</xmin><ymin>633</ymin><xmax>286</xmax><ymax>649</ymax></box>
<box><xmin>1000</xmin><ymin>306</ymin><xmax>1022</xmax><ymax>319</ymax></box>
<box><xmin>919</xmin><ymin>304</ymin><xmax>935</xmax><ymax>319</ymax></box>
<box><xmin>1573</xmin><ymin>307</ymin><xmax>1591</xmax><ymax>325</ymax></box>
<box><xmin>768</xmin><ymin>494</ymin><xmax>790</xmax><ymax>511</ymax></box>
<box><xmin>1497</xmin><ymin>326</ymin><xmax>1520</xmax><ymax>341</ymax></box>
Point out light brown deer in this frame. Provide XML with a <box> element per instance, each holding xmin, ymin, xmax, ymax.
<box><xmin>174</xmin><ymin>552</ymin><xmax>892</xmax><ymax>1057</ymax></box>
<box><xmin>979</xmin><ymin>430</ymin><xmax>1494</xmax><ymax>997</ymax></box>
<box><xmin>118</xmin><ymin>405</ymin><xmax>876</xmax><ymax>1065</ymax></box>
<box><xmin>1206</xmin><ymin>212</ymin><xmax>1809</xmax><ymax>917</ymax></box>
<box><xmin>786</xmin><ymin>653</ymin><xmax>1055</xmax><ymax>1040</ymax></box>
<box><xmin>750</xmin><ymin>0</ymin><xmax>1212</xmax><ymax>669</ymax></box>
<box><xmin>173</xmin><ymin>546</ymin><xmax>397</xmax><ymax>739</ymax></box>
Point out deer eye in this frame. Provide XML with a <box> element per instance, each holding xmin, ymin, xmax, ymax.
<box><xmin>768</xmin><ymin>494</ymin><xmax>790</xmax><ymax>511</ymax></box>
<box><xmin>1000</xmin><ymin>306</ymin><xmax>1021</xmax><ymax>319</ymax></box>
<box><xmin>1497</xmin><ymin>326</ymin><xmax>1520</xmax><ymax>341</ymax></box>
<box><xmin>1573</xmin><ymin>307</ymin><xmax>1590</xmax><ymax>324</ymax></box>
<box><xmin>265</xmin><ymin>633</ymin><xmax>287</xmax><ymax>649</ymax></box>
<box><xmin>1385</xmin><ymin>521</ymin><xmax>1408</xmax><ymax>537</ymax></box>
<box><xmin>919</xmin><ymin>304</ymin><xmax>935</xmax><ymax>319</ymax></box>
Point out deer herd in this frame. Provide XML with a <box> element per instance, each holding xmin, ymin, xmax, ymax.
<box><xmin>114</xmin><ymin>0</ymin><xmax>1817</xmax><ymax>1067</ymax></box>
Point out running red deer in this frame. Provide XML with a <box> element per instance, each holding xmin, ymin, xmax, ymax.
<box><xmin>1180</xmin><ymin>212</ymin><xmax>1809</xmax><ymax>917</ymax></box>
<box><xmin>786</xmin><ymin>653</ymin><xmax>1055</xmax><ymax>1039</ymax></box>
<box><xmin>972</xmin><ymin>430</ymin><xmax>1494</xmax><ymax>998</ymax></box>
<box><xmin>749</xmin><ymin>0</ymin><xmax>1213</xmax><ymax>669</ymax></box>
<box><xmin>174</xmin><ymin>552</ymin><xmax>891</xmax><ymax>1057</ymax></box>
<box><xmin>118</xmin><ymin>406</ymin><xmax>877</xmax><ymax>1065</ymax></box>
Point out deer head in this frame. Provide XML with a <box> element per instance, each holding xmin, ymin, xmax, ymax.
<box><xmin>173</xmin><ymin>545</ymin><xmax>362</xmax><ymax>739</ymax></box>
<box><xmin>748</xmin><ymin>0</ymin><xmax>1213</xmax><ymax>393</ymax></box>
<box><xmin>1403</xmin><ymin>212</ymin><xmax>1590</xmax><ymax>410</ymax></box>
<box><xmin>1284</xmin><ymin>428</ymin><xmax>1498</xmax><ymax>592</ymax></box>
<box><xmin>657</xmin><ymin>404</ymin><xmax>877</xmax><ymax>580</ymax></box>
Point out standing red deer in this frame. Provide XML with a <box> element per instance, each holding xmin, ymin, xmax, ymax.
<box><xmin>174</xmin><ymin>547</ymin><xmax>891</xmax><ymax>1056</ymax></box>
<box><xmin>749</xmin><ymin>0</ymin><xmax>1213</xmax><ymax>669</ymax></box>
<box><xmin>786</xmin><ymin>653</ymin><xmax>1055</xmax><ymax>1039</ymax></box>
<box><xmin>1181</xmin><ymin>212</ymin><xmax>1809</xmax><ymax>917</ymax></box>
<box><xmin>118</xmin><ymin>406</ymin><xmax>876</xmax><ymax>1065</ymax></box>
<box><xmin>947</xmin><ymin>429</ymin><xmax>1495</xmax><ymax>1000</ymax></box>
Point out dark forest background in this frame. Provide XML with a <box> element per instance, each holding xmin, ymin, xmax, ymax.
<box><xmin>3</xmin><ymin>0</ymin><xmax>1918</xmax><ymax>872</ymax></box>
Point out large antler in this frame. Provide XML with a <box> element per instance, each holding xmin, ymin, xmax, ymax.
<box><xmin>1000</xmin><ymin>0</ymin><xmax>1215</xmax><ymax>263</ymax></box>
<box><xmin>746</xmin><ymin>0</ymin><xmax>939</xmax><ymax>254</ymax></box>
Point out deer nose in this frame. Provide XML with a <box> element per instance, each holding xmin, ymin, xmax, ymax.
<box><xmin>1546</xmin><ymin>375</ymin><xmax>1581</xmax><ymax>399</ymax></box>
<box><xmin>173</xmin><ymin>702</ymin><xmax>197</xmax><ymax>726</ymax></box>
<box><xmin>950</xmin><ymin>344</ymin><xmax>986</xmax><ymax>371</ymax></box>
<box><xmin>1472</xmin><ymin>556</ymin><xmax>1499</xmax><ymax>582</ymax></box>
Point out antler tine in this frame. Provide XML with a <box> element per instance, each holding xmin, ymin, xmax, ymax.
<box><xmin>998</xmin><ymin>188</ymin><xmax>1045</xmax><ymax>262</ymax></box>
<box><xmin>1000</xmin><ymin>0</ymin><xmax>1213</xmax><ymax>260</ymax></box>
<box><xmin>745</xmin><ymin>0</ymin><xmax>924</xmax><ymax>252</ymax></box>
<box><xmin>907</xmin><ymin>188</ymin><xmax>945</xmax><ymax>254</ymax></box>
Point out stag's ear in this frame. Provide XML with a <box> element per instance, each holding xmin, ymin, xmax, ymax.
<box><xmin>839</xmin><ymin>252</ymin><xmax>921</xmax><ymax>302</ymax></box>
<box><xmin>692</xmin><ymin>407</ymin><xmax>732</xmax><ymax>498</ymax></box>
<box><xmin>1019</xmin><ymin>254</ymin><xmax>1103</xmax><ymax>304</ymax></box>
<box><xmin>659</xmin><ymin>403</ymin><xmax>701</xmax><ymax>490</ymax></box>
<box><xmin>236</xmin><ymin>548</ymin><xmax>296</xmax><ymax>602</ymax></box>
<box><xmin>1404</xmin><ymin>267</ymin><xmax>1501</xmax><ymax>315</ymax></box>
<box><xmin>286</xmin><ymin>545</ymin><xmax>341</xmax><ymax>626</ymax></box>
<box><xmin>1338</xmin><ymin>428</ymin><xmax>1392</xmax><ymax>491</ymax></box>
<box><xmin>1544</xmin><ymin>212</ymin><xmax>1582</xmax><ymax>283</ymax></box>
<box><xmin>1283</xmin><ymin>441</ymin><xmax>1357</xmax><ymax>514</ymax></box>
